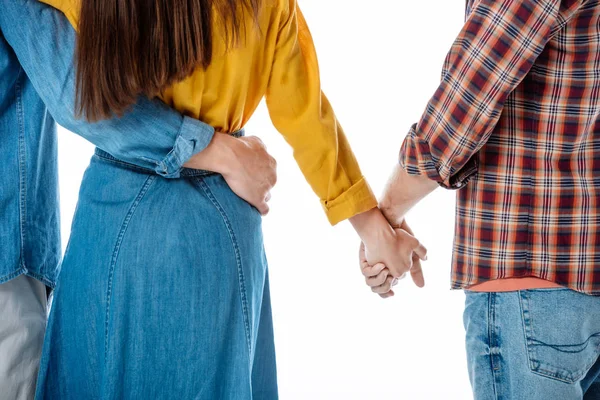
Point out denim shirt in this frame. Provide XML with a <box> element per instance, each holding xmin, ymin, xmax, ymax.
<box><xmin>0</xmin><ymin>0</ymin><xmax>215</xmax><ymax>287</ymax></box>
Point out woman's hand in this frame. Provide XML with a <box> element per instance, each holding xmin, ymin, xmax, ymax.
<box><xmin>359</xmin><ymin>220</ymin><xmax>426</xmax><ymax>298</ymax></box>
<box><xmin>184</xmin><ymin>133</ymin><xmax>277</xmax><ymax>215</ymax></box>
<box><xmin>350</xmin><ymin>208</ymin><xmax>427</xmax><ymax>282</ymax></box>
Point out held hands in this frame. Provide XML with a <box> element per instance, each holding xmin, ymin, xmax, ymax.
<box><xmin>359</xmin><ymin>220</ymin><xmax>426</xmax><ymax>298</ymax></box>
<box><xmin>350</xmin><ymin>208</ymin><xmax>427</xmax><ymax>298</ymax></box>
<box><xmin>353</xmin><ymin>163</ymin><xmax>437</xmax><ymax>298</ymax></box>
<box><xmin>184</xmin><ymin>134</ymin><xmax>277</xmax><ymax>215</ymax></box>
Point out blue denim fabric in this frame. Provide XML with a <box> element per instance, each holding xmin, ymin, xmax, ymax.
<box><xmin>36</xmin><ymin>132</ymin><xmax>279</xmax><ymax>399</ymax></box>
<box><xmin>0</xmin><ymin>0</ymin><xmax>215</xmax><ymax>287</ymax></box>
<box><xmin>0</xmin><ymin>31</ymin><xmax>60</xmax><ymax>288</ymax></box>
<box><xmin>464</xmin><ymin>289</ymin><xmax>600</xmax><ymax>399</ymax></box>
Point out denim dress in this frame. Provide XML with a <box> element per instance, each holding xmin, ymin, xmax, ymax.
<box><xmin>36</xmin><ymin>132</ymin><xmax>279</xmax><ymax>399</ymax></box>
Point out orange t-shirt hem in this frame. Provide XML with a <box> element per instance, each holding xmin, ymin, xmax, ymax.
<box><xmin>467</xmin><ymin>277</ymin><xmax>564</xmax><ymax>292</ymax></box>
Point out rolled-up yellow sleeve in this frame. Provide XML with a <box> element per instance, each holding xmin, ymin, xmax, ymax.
<box><xmin>266</xmin><ymin>1</ymin><xmax>377</xmax><ymax>225</ymax></box>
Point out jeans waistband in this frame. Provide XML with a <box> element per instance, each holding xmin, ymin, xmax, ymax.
<box><xmin>94</xmin><ymin>129</ymin><xmax>245</xmax><ymax>178</ymax></box>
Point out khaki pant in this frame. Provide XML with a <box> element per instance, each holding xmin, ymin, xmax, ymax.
<box><xmin>0</xmin><ymin>275</ymin><xmax>48</xmax><ymax>400</ymax></box>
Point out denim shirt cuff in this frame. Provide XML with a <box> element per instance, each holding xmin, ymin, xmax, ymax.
<box><xmin>157</xmin><ymin>116</ymin><xmax>215</xmax><ymax>178</ymax></box>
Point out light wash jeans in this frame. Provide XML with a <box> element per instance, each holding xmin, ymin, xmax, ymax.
<box><xmin>464</xmin><ymin>289</ymin><xmax>600</xmax><ymax>399</ymax></box>
<box><xmin>36</xmin><ymin>136</ymin><xmax>279</xmax><ymax>399</ymax></box>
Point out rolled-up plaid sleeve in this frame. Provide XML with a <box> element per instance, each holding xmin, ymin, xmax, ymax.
<box><xmin>400</xmin><ymin>0</ymin><xmax>583</xmax><ymax>189</ymax></box>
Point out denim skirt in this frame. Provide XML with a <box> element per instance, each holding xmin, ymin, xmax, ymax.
<box><xmin>36</xmin><ymin>146</ymin><xmax>278</xmax><ymax>399</ymax></box>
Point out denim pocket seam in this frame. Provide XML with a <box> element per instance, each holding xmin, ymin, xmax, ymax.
<box><xmin>519</xmin><ymin>290</ymin><xmax>599</xmax><ymax>384</ymax></box>
<box><xmin>194</xmin><ymin>177</ymin><xmax>253</xmax><ymax>359</ymax></box>
<box><xmin>104</xmin><ymin>174</ymin><xmax>156</xmax><ymax>364</ymax></box>
<box><xmin>519</xmin><ymin>291</ymin><xmax>539</xmax><ymax>376</ymax></box>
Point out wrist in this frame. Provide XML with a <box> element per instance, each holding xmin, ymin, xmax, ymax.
<box><xmin>184</xmin><ymin>133</ymin><xmax>235</xmax><ymax>175</ymax></box>
<box><xmin>349</xmin><ymin>207</ymin><xmax>394</xmax><ymax>248</ymax></box>
<box><xmin>379</xmin><ymin>198</ymin><xmax>406</xmax><ymax>228</ymax></box>
<box><xmin>210</xmin><ymin>134</ymin><xmax>238</xmax><ymax>177</ymax></box>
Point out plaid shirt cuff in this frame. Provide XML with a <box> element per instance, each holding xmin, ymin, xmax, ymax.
<box><xmin>399</xmin><ymin>124</ymin><xmax>478</xmax><ymax>190</ymax></box>
<box><xmin>157</xmin><ymin>116</ymin><xmax>215</xmax><ymax>178</ymax></box>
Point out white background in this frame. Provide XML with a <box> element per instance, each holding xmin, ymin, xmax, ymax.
<box><xmin>57</xmin><ymin>1</ymin><xmax>471</xmax><ymax>399</ymax></box>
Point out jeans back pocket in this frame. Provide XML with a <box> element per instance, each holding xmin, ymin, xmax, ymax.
<box><xmin>519</xmin><ymin>289</ymin><xmax>600</xmax><ymax>384</ymax></box>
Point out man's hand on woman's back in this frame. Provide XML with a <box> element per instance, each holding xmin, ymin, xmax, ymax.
<box><xmin>184</xmin><ymin>134</ymin><xmax>277</xmax><ymax>215</ymax></box>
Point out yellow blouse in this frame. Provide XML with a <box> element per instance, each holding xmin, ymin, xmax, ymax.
<box><xmin>41</xmin><ymin>0</ymin><xmax>377</xmax><ymax>225</ymax></box>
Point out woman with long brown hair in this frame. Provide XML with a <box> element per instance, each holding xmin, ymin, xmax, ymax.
<box><xmin>35</xmin><ymin>0</ymin><xmax>425</xmax><ymax>398</ymax></box>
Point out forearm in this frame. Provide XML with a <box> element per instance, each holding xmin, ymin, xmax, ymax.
<box><xmin>0</xmin><ymin>0</ymin><xmax>214</xmax><ymax>178</ymax></box>
<box><xmin>379</xmin><ymin>164</ymin><xmax>438</xmax><ymax>227</ymax></box>
<box><xmin>349</xmin><ymin>207</ymin><xmax>391</xmax><ymax>245</ymax></box>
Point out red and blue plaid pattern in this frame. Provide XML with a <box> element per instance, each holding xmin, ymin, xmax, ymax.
<box><xmin>400</xmin><ymin>0</ymin><xmax>600</xmax><ymax>294</ymax></box>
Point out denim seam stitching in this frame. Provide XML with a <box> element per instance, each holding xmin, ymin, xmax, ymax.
<box><xmin>24</xmin><ymin>270</ymin><xmax>55</xmax><ymax>289</ymax></box>
<box><xmin>0</xmin><ymin>269</ymin><xmax>54</xmax><ymax>288</ymax></box>
<box><xmin>0</xmin><ymin>269</ymin><xmax>27</xmax><ymax>286</ymax></box>
<box><xmin>104</xmin><ymin>174</ymin><xmax>156</xmax><ymax>364</ymax></box>
<box><xmin>15</xmin><ymin>68</ymin><xmax>28</xmax><ymax>275</ymax></box>
<box><xmin>159</xmin><ymin>120</ymin><xmax>189</xmax><ymax>176</ymax></box>
<box><xmin>195</xmin><ymin>178</ymin><xmax>253</xmax><ymax>358</ymax></box>
<box><xmin>519</xmin><ymin>291</ymin><xmax>537</xmax><ymax>373</ymax></box>
<box><xmin>488</xmin><ymin>293</ymin><xmax>500</xmax><ymax>400</ymax></box>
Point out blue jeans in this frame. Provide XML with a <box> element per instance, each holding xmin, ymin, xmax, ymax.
<box><xmin>464</xmin><ymin>289</ymin><xmax>600</xmax><ymax>399</ymax></box>
<box><xmin>36</xmin><ymin>140</ymin><xmax>278</xmax><ymax>399</ymax></box>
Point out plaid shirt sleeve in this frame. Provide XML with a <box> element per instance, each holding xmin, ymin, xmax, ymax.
<box><xmin>400</xmin><ymin>0</ymin><xmax>583</xmax><ymax>189</ymax></box>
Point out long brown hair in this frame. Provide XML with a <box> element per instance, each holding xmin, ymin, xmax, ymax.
<box><xmin>76</xmin><ymin>0</ymin><xmax>261</xmax><ymax>121</ymax></box>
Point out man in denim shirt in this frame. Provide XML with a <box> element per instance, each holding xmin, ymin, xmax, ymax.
<box><xmin>0</xmin><ymin>1</ymin><xmax>274</xmax><ymax>398</ymax></box>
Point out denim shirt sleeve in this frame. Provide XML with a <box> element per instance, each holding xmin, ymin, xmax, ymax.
<box><xmin>0</xmin><ymin>0</ymin><xmax>215</xmax><ymax>178</ymax></box>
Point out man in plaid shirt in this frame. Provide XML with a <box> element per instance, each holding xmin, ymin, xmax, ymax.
<box><xmin>361</xmin><ymin>0</ymin><xmax>600</xmax><ymax>398</ymax></box>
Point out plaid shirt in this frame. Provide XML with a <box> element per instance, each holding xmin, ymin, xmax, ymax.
<box><xmin>400</xmin><ymin>0</ymin><xmax>600</xmax><ymax>295</ymax></box>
